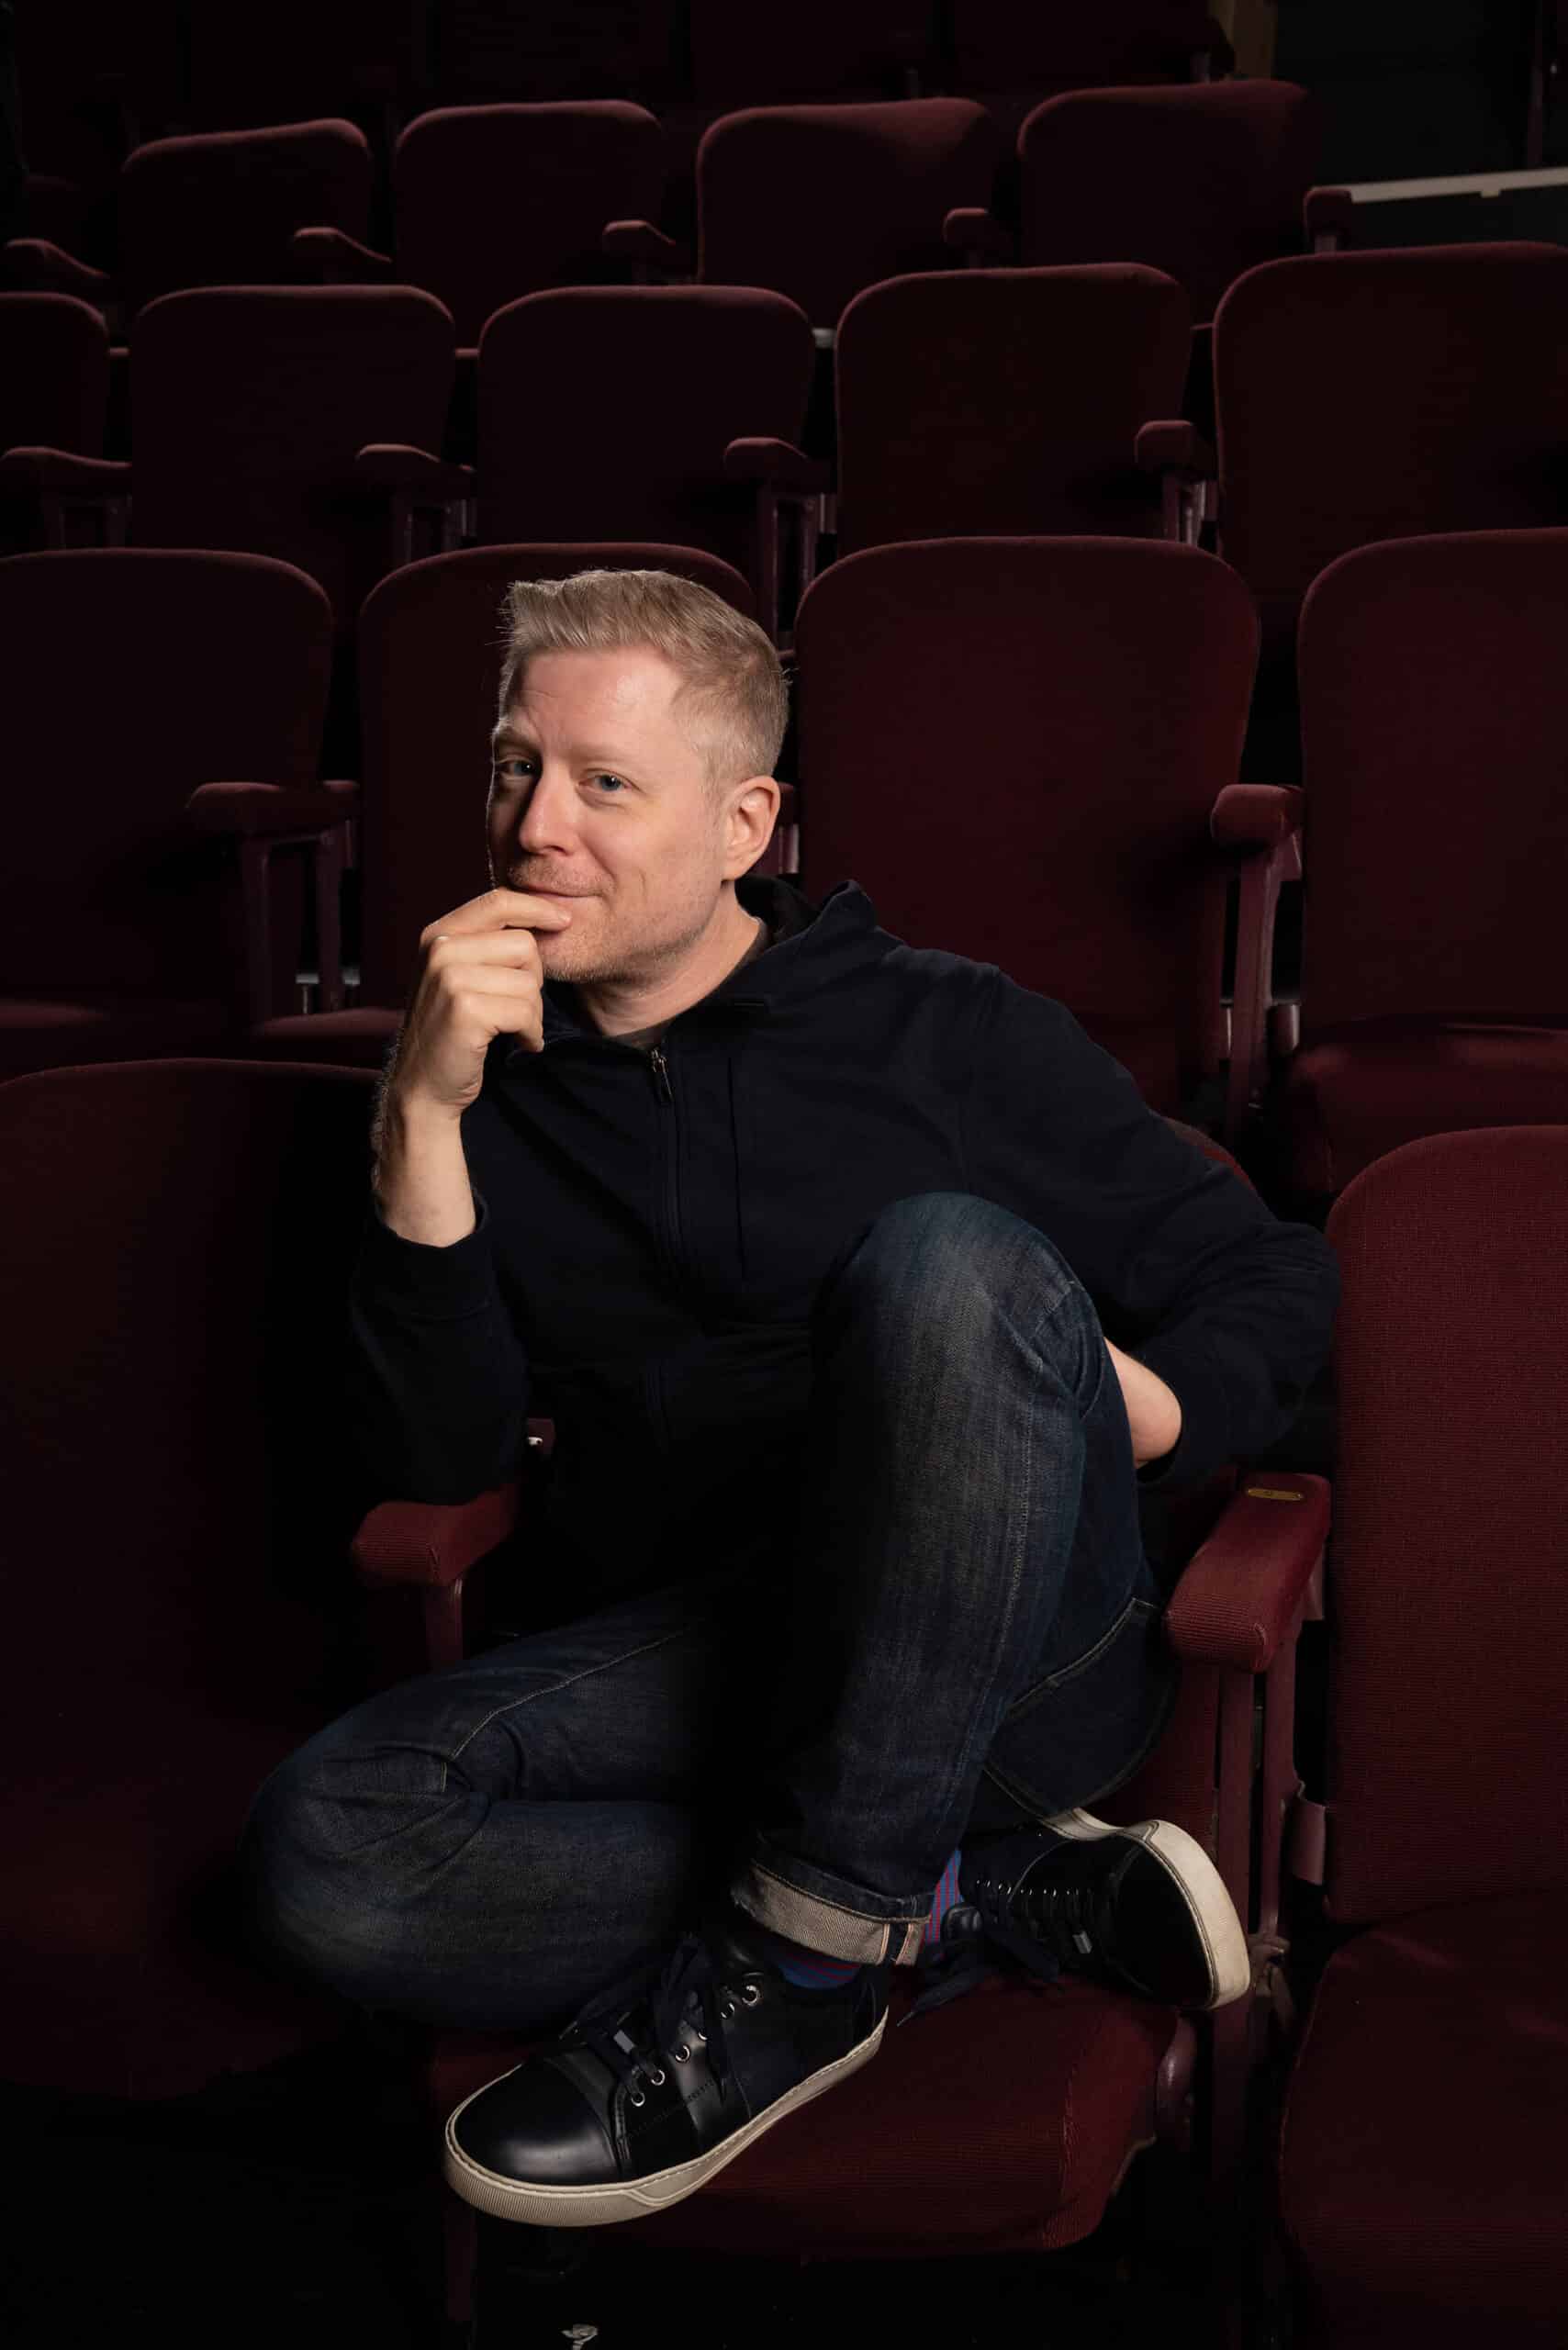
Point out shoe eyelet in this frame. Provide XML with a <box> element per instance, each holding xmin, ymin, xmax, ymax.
<box><xmin>693</xmin><ymin>2027</ymin><xmax>708</xmax><ymax>2043</ymax></box>
<box><xmin>673</xmin><ymin>2044</ymin><xmax>690</xmax><ymax>2063</ymax></box>
<box><xmin>628</xmin><ymin>2089</ymin><xmax>645</xmax><ymax>2108</ymax></box>
<box><xmin>647</xmin><ymin>2068</ymin><xmax>666</xmax><ymax>2087</ymax></box>
<box><xmin>721</xmin><ymin>1998</ymin><xmax>736</xmax><ymax>2018</ymax></box>
<box><xmin>741</xmin><ymin>1984</ymin><xmax>761</xmax><ymax>2005</ymax></box>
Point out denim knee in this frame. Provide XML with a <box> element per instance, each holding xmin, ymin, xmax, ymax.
<box><xmin>813</xmin><ymin>1189</ymin><xmax>1092</xmax><ymax>1360</ymax></box>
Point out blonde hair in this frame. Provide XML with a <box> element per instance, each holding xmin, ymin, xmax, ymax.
<box><xmin>497</xmin><ymin>569</ymin><xmax>789</xmax><ymax>806</ymax></box>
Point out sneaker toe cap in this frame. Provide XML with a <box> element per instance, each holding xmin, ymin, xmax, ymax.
<box><xmin>451</xmin><ymin>2056</ymin><xmax>618</xmax><ymax>2188</ymax></box>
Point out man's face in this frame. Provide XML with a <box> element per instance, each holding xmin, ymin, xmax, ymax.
<box><xmin>486</xmin><ymin>645</ymin><xmax>741</xmax><ymax>985</ymax></box>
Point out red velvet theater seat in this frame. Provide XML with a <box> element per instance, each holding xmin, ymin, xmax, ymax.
<box><xmin>0</xmin><ymin>293</ymin><xmax>109</xmax><ymax>553</ymax></box>
<box><xmin>473</xmin><ymin>289</ymin><xmax>816</xmax><ymax>639</ymax></box>
<box><xmin>608</xmin><ymin>97</ymin><xmax>1002</xmax><ymax>331</ymax></box>
<box><xmin>1275</xmin><ymin>530</ymin><xmax>1568</xmax><ymax>1201</ymax></box>
<box><xmin>829</xmin><ymin>263</ymin><xmax>1192</xmax><ymax>556</ymax></box>
<box><xmin>988</xmin><ymin>80</ymin><xmax>1322</xmax><ymax>323</ymax></box>
<box><xmin>1276</xmin><ymin>1125</ymin><xmax>1568</xmax><ymax>2344</ymax></box>
<box><xmin>0</xmin><ymin>1059</ymin><xmax>382</xmax><ymax>2100</ymax></box>
<box><xmin>2</xmin><ymin>118</ymin><xmax>375</xmax><ymax>328</ymax></box>
<box><xmin>0</xmin><ymin>547</ymin><xmax>344</xmax><ymax>1078</ymax></box>
<box><xmin>294</xmin><ymin>102</ymin><xmax>667</xmax><ymax>350</ymax></box>
<box><xmin>243</xmin><ymin>542</ymin><xmax>788</xmax><ymax>1072</ymax></box>
<box><xmin>790</xmin><ymin>535</ymin><xmax>1280</xmax><ymax>1140</ymax></box>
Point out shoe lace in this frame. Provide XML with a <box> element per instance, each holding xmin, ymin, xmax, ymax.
<box><xmin>558</xmin><ymin>1926</ymin><xmax>753</xmax><ymax>2107</ymax></box>
<box><xmin>900</xmin><ymin>1870</ymin><xmax>1098</xmax><ymax>2030</ymax></box>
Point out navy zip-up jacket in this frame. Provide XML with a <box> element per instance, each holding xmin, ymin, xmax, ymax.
<box><xmin>347</xmin><ymin>872</ymin><xmax>1339</xmax><ymax>1609</ymax></box>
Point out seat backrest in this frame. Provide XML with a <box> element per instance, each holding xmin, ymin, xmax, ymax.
<box><xmin>1214</xmin><ymin>242</ymin><xmax>1568</xmax><ymax>601</ymax></box>
<box><xmin>353</xmin><ymin>542</ymin><xmax>759</xmax><ymax>1008</ymax></box>
<box><xmin>476</xmin><ymin>285</ymin><xmax>814</xmax><ymax>578</ymax></box>
<box><xmin>1017</xmin><ymin>81</ymin><xmax>1320</xmax><ymax>323</ymax></box>
<box><xmin>0</xmin><ymin>1057</ymin><xmax>380</xmax><ymax>2098</ymax></box>
<box><xmin>0</xmin><ymin>548</ymin><xmax>332</xmax><ymax>1003</ymax></box>
<box><xmin>949</xmin><ymin>0</ymin><xmax>1215</xmax><ymax>90</ymax></box>
<box><xmin>0</xmin><ymin>1056</ymin><xmax>378</xmax><ymax>1703</ymax></box>
<box><xmin>1320</xmin><ymin>1124</ymin><xmax>1568</xmax><ymax>1924</ymax></box>
<box><xmin>393</xmin><ymin>103</ymin><xmax>666</xmax><ymax>346</ymax></box>
<box><xmin>129</xmin><ymin>285</ymin><xmax>455</xmax><ymax>631</ymax></box>
<box><xmin>792</xmin><ymin>535</ymin><xmax>1258</xmax><ymax>1113</ymax></box>
<box><xmin>118</xmin><ymin>119</ymin><xmax>375</xmax><ymax>317</ymax></box>
<box><xmin>697</xmin><ymin>97</ymin><xmax>1001</xmax><ymax>328</ymax></box>
<box><xmin>687</xmin><ymin>0</ymin><xmax>935</xmax><ymax>105</ymax></box>
<box><xmin>834</xmin><ymin>264</ymin><xmax>1191</xmax><ymax>555</ymax></box>
<box><xmin>0</xmin><ymin>292</ymin><xmax>108</xmax><ymax>459</ymax></box>
<box><xmin>1296</xmin><ymin>530</ymin><xmax>1568</xmax><ymax>1039</ymax></box>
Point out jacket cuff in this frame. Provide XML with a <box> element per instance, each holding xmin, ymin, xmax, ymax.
<box><xmin>1127</xmin><ymin>1326</ymin><xmax>1227</xmax><ymax>1494</ymax></box>
<box><xmin>353</xmin><ymin>1184</ymin><xmax>498</xmax><ymax>1317</ymax></box>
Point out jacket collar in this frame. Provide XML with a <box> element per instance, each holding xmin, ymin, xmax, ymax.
<box><xmin>518</xmin><ymin>877</ymin><xmax>883</xmax><ymax>1058</ymax></box>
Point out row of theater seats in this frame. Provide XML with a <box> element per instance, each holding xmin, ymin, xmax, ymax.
<box><xmin>5</xmin><ymin>84</ymin><xmax>1327</xmax><ymax>339</ymax></box>
<box><xmin>6</xmin><ymin>526</ymin><xmax>1564</xmax><ymax>1219</ymax></box>
<box><xmin>17</xmin><ymin>0</ymin><xmax>1233</xmax><ymax>214</ymax></box>
<box><xmin>3</xmin><ymin>1058</ymin><xmax>1561</xmax><ymax>2341</ymax></box>
<box><xmin>8</xmin><ymin>237</ymin><xmax>1568</xmax><ymax>752</ymax></box>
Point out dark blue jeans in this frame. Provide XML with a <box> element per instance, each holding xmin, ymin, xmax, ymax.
<box><xmin>239</xmin><ymin>1192</ymin><xmax>1178</xmax><ymax>2033</ymax></box>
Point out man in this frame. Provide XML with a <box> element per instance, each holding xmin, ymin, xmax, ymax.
<box><xmin>241</xmin><ymin>567</ymin><xmax>1338</xmax><ymax>2230</ymax></box>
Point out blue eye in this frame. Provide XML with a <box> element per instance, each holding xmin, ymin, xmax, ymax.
<box><xmin>591</xmin><ymin>774</ymin><xmax>626</xmax><ymax>793</ymax></box>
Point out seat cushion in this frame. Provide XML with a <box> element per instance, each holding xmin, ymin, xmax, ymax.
<box><xmin>1282</xmin><ymin>1023</ymin><xmax>1568</xmax><ymax>1195</ymax></box>
<box><xmin>0</xmin><ymin>992</ymin><xmax>239</xmax><ymax>1081</ymax></box>
<box><xmin>427</xmin><ymin>1966</ymin><xmax>1177</xmax><ymax>2255</ymax></box>
<box><xmin>0</xmin><ymin>1717</ymin><xmax>353</xmax><ymax>2100</ymax></box>
<box><xmin>242</xmin><ymin>1006</ymin><xmax>400</xmax><ymax>1069</ymax></box>
<box><xmin>1280</xmin><ymin>1893</ymin><xmax>1568</xmax><ymax>2342</ymax></box>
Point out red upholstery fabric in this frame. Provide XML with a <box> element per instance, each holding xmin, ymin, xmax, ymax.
<box><xmin>0</xmin><ymin>1059</ymin><xmax>382</xmax><ymax>2098</ymax></box>
<box><xmin>696</xmin><ymin>98</ymin><xmax>1001</xmax><ymax>327</ymax></box>
<box><xmin>392</xmin><ymin>104</ymin><xmax>666</xmax><ymax>346</ymax></box>
<box><xmin>1320</xmin><ymin>1127</ymin><xmax>1568</xmax><ymax>1923</ymax></box>
<box><xmin>117</xmin><ymin>119</ymin><xmax>375</xmax><ymax>319</ymax></box>
<box><xmin>1283</xmin><ymin>1027</ymin><xmax>1568</xmax><ymax>1196</ymax></box>
<box><xmin>428</xmin><ymin>1970</ymin><xmax>1176</xmax><ymax>2257</ymax></box>
<box><xmin>792</xmin><ymin>536</ymin><xmax>1258</xmax><ymax>1113</ymax></box>
<box><xmin>1284</xmin><ymin>530</ymin><xmax>1568</xmax><ymax>1192</ymax></box>
<box><xmin>1016</xmin><ymin>82</ymin><xmax>1320</xmax><ymax>322</ymax></box>
<box><xmin>1280</xmin><ymin>1896</ymin><xmax>1568</xmax><ymax>2342</ymax></box>
<box><xmin>835</xmin><ymin>264</ymin><xmax>1191</xmax><ymax>553</ymax></box>
<box><xmin>476</xmin><ymin>292</ymin><xmax>814</xmax><ymax>588</ymax></box>
<box><xmin>245</xmin><ymin>543</ymin><xmax>760</xmax><ymax>1069</ymax></box>
<box><xmin>128</xmin><ymin>285</ymin><xmax>455</xmax><ymax>638</ymax></box>
<box><xmin>0</xmin><ymin>293</ymin><xmax>108</xmax><ymax>460</ymax></box>
<box><xmin>0</xmin><ymin>547</ymin><xmax>334</xmax><ymax>1067</ymax></box>
<box><xmin>1213</xmin><ymin>243</ymin><xmax>1568</xmax><ymax>602</ymax></box>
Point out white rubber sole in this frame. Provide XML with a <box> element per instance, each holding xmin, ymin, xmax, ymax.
<box><xmin>1043</xmin><ymin>1808</ymin><xmax>1251</xmax><ymax>2009</ymax></box>
<box><xmin>443</xmin><ymin>2008</ymin><xmax>889</xmax><ymax>2227</ymax></box>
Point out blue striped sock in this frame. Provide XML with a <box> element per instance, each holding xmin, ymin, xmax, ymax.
<box><xmin>734</xmin><ymin>1847</ymin><xmax>966</xmax><ymax>1987</ymax></box>
<box><xmin>924</xmin><ymin>1846</ymin><xmax>965</xmax><ymax>1947</ymax></box>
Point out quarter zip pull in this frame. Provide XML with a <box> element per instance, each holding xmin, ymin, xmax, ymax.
<box><xmin>650</xmin><ymin>1046</ymin><xmax>673</xmax><ymax>1102</ymax></box>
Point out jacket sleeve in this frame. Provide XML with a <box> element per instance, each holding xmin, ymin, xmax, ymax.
<box><xmin>960</xmin><ymin>973</ymin><xmax>1339</xmax><ymax>1494</ymax></box>
<box><xmin>344</xmin><ymin>1182</ymin><xmax>531</xmax><ymax>1504</ymax></box>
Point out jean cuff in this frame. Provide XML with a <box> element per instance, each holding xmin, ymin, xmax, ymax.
<box><xmin>729</xmin><ymin>1832</ymin><xmax>929</xmax><ymax>1967</ymax></box>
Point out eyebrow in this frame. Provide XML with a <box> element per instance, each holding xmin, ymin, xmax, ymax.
<box><xmin>489</xmin><ymin>723</ymin><xmax>648</xmax><ymax>776</ymax></box>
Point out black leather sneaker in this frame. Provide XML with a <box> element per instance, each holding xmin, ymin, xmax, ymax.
<box><xmin>954</xmin><ymin>1810</ymin><xmax>1251</xmax><ymax>2010</ymax></box>
<box><xmin>444</xmin><ymin>1904</ymin><xmax>890</xmax><ymax>2227</ymax></box>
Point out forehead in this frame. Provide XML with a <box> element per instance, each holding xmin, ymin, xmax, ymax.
<box><xmin>499</xmin><ymin>645</ymin><xmax>686</xmax><ymax>739</ymax></box>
